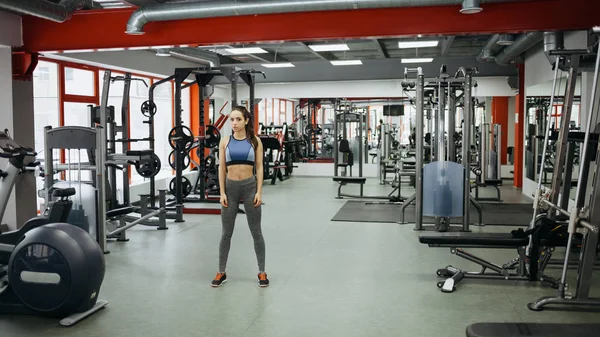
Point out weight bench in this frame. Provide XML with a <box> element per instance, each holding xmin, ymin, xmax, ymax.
<box><xmin>332</xmin><ymin>177</ymin><xmax>367</xmax><ymax>199</ymax></box>
<box><xmin>473</xmin><ymin>179</ymin><xmax>502</xmax><ymax>202</ymax></box>
<box><xmin>466</xmin><ymin>323</ymin><xmax>600</xmax><ymax>337</ymax></box>
<box><xmin>419</xmin><ymin>232</ymin><xmax>564</xmax><ymax>293</ymax></box>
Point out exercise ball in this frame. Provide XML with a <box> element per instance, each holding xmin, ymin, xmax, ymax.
<box><xmin>7</xmin><ymin>223</ymin><xmax>105</xmax><ymax>317</ymax></box>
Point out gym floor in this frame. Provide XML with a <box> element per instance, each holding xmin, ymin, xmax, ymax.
<box><xmin>2</xmin><ymin>177</ymin><xmax>600</xmax><ymax>337</ymax></box>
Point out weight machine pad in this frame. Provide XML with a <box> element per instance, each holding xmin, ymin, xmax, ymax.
<box><xmin>51</xmin><ymin>187</ymin><xmax>76</xmax><ymax>198</ymax></box>
<box><xmin>332</xmin><ymin>177</ymin><xmax>367</xmax><ymax>184</ymax></box>
<box><xmin>127</xmin><ymin>150</ymin><xmax>154</xmax><ymax>156</ymax></box>
<box><xmin>466</xmin><ymin>323</ymin><xmax>600</xmax><ymax>337</ymax></box>
<box><xmin>420</xmin><ymin>232</ymin><xmax>570</xmax><ymax>247</ymax></box>
<box><xmin>419</xmin><ymin>232</ymin><xmax>529</xmax><ymax>247</ymax></box>
<box><xmin>107</xmin><ymin>206</ymin><xmax>135</xmax><ymax>219</ymax></box>
<box><xmin>259</xmin><ymin>136</ymin><xmax>282</xmax><ymax>150</ymax></box>
<box><xmin>484</xmin><ymin>179</ymin><xmax>503</xmax><ymax>186</ymax></box>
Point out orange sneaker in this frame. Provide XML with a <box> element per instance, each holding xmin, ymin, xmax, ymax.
<box><xmin>258</xmin><ymin>272</ymin><xmax>269</xmax><ymax>287</ymax></box>
<box><xmin>211</xmin><ymin>272</ymin><xmax>227</xmax><ymax>287</ymax></box>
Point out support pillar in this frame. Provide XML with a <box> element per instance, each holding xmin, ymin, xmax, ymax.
<box><xmin>492</xmin><ymin>96</ymin><xmax>509</xmax><ymax>165</ymax></box>
<box><xmin>514</xmin><ymin>64</ymin><xmax>525</xmax><ymax>189</ymax></box>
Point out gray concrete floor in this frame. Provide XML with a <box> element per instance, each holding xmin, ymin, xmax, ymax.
<box><xmin>2</xmin><ymin>177</ymin><xmax>599</xmax><ymax>337</ymax></box>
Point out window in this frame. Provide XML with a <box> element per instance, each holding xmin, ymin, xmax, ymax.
<box><xmin>153</xmin><ymin>81</ymin><xmax>174</xmax><ymax>181</ymax></box>
<box><xmin>63</xmin><ymin>102</ymin><xmax>94</xmax><ymax>182</ymax></box>
<box><xmin>65</xmin><ymin>67</ymin><xmax>94</xmax><ymax>96</ymax></box>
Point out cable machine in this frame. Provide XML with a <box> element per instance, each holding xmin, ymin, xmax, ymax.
<box><xmin>401</xmin><ymin>65</ymin><xmax>482</xmax><ymax>232</ymax></box>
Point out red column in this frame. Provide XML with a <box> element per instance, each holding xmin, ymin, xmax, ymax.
<box><xmin>514</xmin><ymin>64</ymin><xmax>525</xmax><ymax>189</ymax></box>
<box><xmin>491</xmin><ymin>97</ymin><xmax>509</xmax><ymax>165</ymax></box>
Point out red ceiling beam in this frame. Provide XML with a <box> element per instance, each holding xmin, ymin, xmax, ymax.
<box><xmin>22</xmin><ymin>0</ymin><xmax>599</xmax><ymax>52</ymax></box>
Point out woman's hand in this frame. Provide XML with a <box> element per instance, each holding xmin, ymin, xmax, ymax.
<box><xmin>253</xmin><ymin>192</ymin><xmax>262</xmax><ymax>207</ymax></box>
<box><xmin>220</xmin><ymin>194</ymin><xmax>228</xmax><ymax>208</ymax></box>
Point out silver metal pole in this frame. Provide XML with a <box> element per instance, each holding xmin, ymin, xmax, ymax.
<box><xmin>44</xmin><ymin>125</ymin><xmax>54</xmax><ymax>206</ymax></box>
<box><xmin>457</xmin><ymin>67</ymin><xmax>475</xmax><ymax>232</ymax></box>
<box><xmin>448</xmin><ymin>85</ymin><xmax>456</xmax><ymax>162</ymax></box>
<box><xmin>496</xmin><ymin>124</ymin><xmax>502</xmax><ymax>180</ymax></box>
<box><xmin>438</xmin><ymin>82</ymin><xmax>446</xmax><ymax>162</ymax></box>
<box><xmin>531</xmin><ymin>59</ymin><xmax>561</xmax><ymax>227</ymax></box>
<box><xmin>480</xmin><ymin>123</ymin><xmax>488</xmax><ymax>184</ymax></box>
<box><xmin>97</xmin><ymin>70</ymin><xmax>111</xmax><ymax>253</ymax></box>
<box><xmin>406</xmin><ymin>67</ymin><xmax>424</xmax><ymax>230</ymax></box>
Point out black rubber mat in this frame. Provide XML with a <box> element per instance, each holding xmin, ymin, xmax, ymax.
<box><xmin>331</xmin><ymin>200</ymin><xmax>534</xmax><ymax>226</ymax></box>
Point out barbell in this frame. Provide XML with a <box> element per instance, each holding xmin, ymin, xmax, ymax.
<box><xmin>168</xmin><ymin>125</ymin><xmax>221</xmax><ymax>152</ymax></box>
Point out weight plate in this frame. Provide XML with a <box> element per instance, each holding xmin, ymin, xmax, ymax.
<box><xmin>135</xmin><ymin>153</ymin><xmax>161</xmax><ymax>178</ymax></box>
<box><xmin>204</xmin><ymin>154</ymin><xmax>216</xmax><ymax>172</ymax></box>
<box><xmin>202</xmin><ymin>125</ymin><xmax>221</xmax><ymax>149</ymax></box>
<box><xmin>168</xmin><ymin>150</ymin><xmax>190</xmax><ymax>170</ymax></box>
<box><xmin>168</xmin><ymin>125</ymin><xmax>194</xmax><ymax>151</ymax></box>
<box><xmin>141</xmin><ymin>100</ymin><xmax>157</xmax><ymax>118</ymax></box>
<box><xmin>169</xmin><ymin>176</ymin><xmax>193</xmax><ymax>197</ymax></box>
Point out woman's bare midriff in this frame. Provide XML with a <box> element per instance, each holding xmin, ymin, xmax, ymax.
<box><xmin>226</xmin><ymin>164</ymin><xmax>255</xmax><ymax>181</ymax></box>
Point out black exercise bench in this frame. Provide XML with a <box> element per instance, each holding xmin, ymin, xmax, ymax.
<box><xmin>466</xmin><ymin>323</ymin><xmax>600</xmax><ymax>337</ymax></box>
<box><xmin>472</xmin><ymin>178</ymin><xmax>503</xmax><ymax>202</ymax></box>
<box><xmin>419</xmin><ymin>230</ymin><xmax>568</xmax><ymax>293</ymax></box>
<box><xmin>332</xmin><ymin>176</ymin><xmax>367</xmax><ymax>199</ymax></box>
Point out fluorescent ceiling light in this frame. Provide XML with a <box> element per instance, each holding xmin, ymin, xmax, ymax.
<box><xmin>331</xmin><ymin>60</ymin><xmax>362</xmax><ymax>66</ymax></box>
<box><xmin>225</xmin><ymin>47</ymin><xmax>268</xmax><ymax>54</ymax></box>
<box><xmin>150</xmin><ymin>45</ymin><xmax>174</xmax><ymax>49</ymax></box>
<box><xmin>309</xmin><ymin>44</ymin><xmax>349</xmax><ymax>52</ymax></box>
<box><xmin>128</xmin><ymin>46</ymin><xmax>150</xmax><ymax>50</ymax></box>
<box><xmin>401</xmin><ymin>58</ymin><xmax>434</xmax><ymax>63</ymax></box>
<box><xmin>262</xmin><ymin>63</ymin><xmax>295</xmax><ymax>68</ymax></box>
<box><xmin>398</xmin><ymin>41</ymin><xmax>439</xmax><ymax>49</ymax></box>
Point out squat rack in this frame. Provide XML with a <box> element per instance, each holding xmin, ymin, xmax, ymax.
<box><xmin>169</xmin><ymin>66</ymin><xmax>264</xmax><ymax>222</ymax></box>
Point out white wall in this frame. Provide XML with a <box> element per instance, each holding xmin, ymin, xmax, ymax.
<box><xmin>0</xmin><ymin>12</ymin><xmax>22</xmax><ymax>47</ymax></box>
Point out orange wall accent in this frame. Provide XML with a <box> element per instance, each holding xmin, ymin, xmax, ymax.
<box><xmin>492</xmin><ymin>97</ymin><xmax>509</xmax><ymax>165</ymax></box>
<box><xmin>22</xmin><ymin>0</ymin><xmax>600</xmax><ymax>52</ymax></box>
<box><xmin>190</xmin><ymin>85</ymin><xmax>200</xmax><ymax>167</ymax></box>
<box><xmin>514</xmin><ymin>65</ymin><xmax>525</xmax><ymax>189</ymax></box>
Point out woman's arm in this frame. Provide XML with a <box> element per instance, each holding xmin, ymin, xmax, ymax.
<box><xmin>255</xmin><ymin>137</ymin><xmax>264</xmax><ymax>195</ymax></box>
<box><xmin>218</xmin><ymin>138</ymin><xmax>227</xmax><ymax>197</ymax></box>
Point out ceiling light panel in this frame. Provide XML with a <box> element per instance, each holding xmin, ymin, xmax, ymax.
<box><xmin>330</xmin><ymin>60</ymin><xmax>363</xmax><ymax>66</ymax></box>
<box><xmin>397</xmin><ymin>41</ymin><xmax>439</xmax><ymax>49</ymax></box>
<box><xmin>309</xmin><ymin>44</ymin><xmax>350</xmax><ymax>52</ymax></box>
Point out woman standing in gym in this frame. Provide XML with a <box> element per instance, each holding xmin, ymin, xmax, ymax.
<box><xmin>212</xmin><ymin>106</ymin><xmax>268</xmax><ymax>288</ymax></box>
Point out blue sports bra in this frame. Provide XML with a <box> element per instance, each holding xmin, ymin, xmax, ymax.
<box><xmin>225</xmin><ymin>135</ymin><xmax>255</xmax><ymax>166</ymax></box>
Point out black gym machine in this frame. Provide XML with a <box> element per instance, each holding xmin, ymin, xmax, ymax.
<box><xmin>0</xmin><ymin>131</ymin><xmax>107</xmax><ymax>326</ymax></box>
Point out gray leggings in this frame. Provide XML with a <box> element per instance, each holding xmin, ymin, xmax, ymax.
<box><xmin>219</xmin><ymin>176</ymin><xmax>265</xmax><ymax>273</ymax></box>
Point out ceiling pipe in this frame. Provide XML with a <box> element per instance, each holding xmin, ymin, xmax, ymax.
<box><xmin>476</xmin><ymin>34</ymin><xmax>505</xmax><ymax>63</ymax></box>
<box><xmin>543</xmin><ymin>31</ymin><xmax>564</xmax><ymax>67</ymax></box>
<box><xmin>0</xmin><ymin>0</ymin><xmax>93</xmax><ymax>23</ymax></box>
<box><xmin>495</xmin><ymin>32</ymin><xmax>544</xmax><ymax>65</ymax></box>
<box><xmin>125</xmin><ymin>0</ymin><xmax>509</xmax><ymax>35</ymax></box>
<box><xmin>168</xmin><ymin>48</ymin><xmax>221</xmax><ymax>67</ymax></box>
